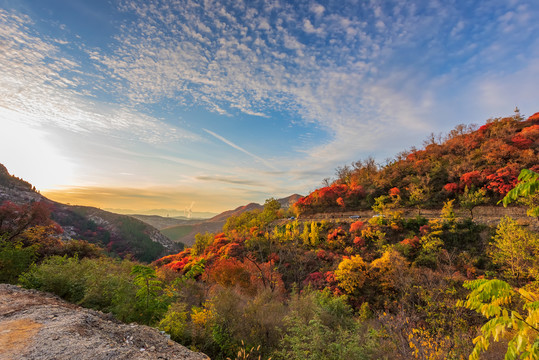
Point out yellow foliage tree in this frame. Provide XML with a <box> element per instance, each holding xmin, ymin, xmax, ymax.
<box><xmin>334</xmin><ymin>255</ymin><xmax>368</xmax><ymax>294</ymax></box>
<box><xmin>370</xmin><ymin>249</ymin><xmax>409</xmax><ymax>291</ymax></box>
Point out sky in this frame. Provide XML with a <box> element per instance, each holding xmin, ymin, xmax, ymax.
<box><xmin>1</xmin><ymin>0</ymin><xmax>538</xmax><ymax>215</ymax></box>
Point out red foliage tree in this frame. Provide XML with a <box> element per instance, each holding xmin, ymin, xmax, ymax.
<box><xmin>389</xmin><ymin>187</ymin><xmax>400</xmax><ymax>197</ymax></box>
<box><xmin>203</xmin><ymin>258</ymin><xmax>252</xmax><ymax>293</ymax></box>
<box><xmin>443</xmin><ymin>182</ymin><xmax>459</xmax><ymax>193</ymax></box>
<box><xmin>349</xmin><ymin>220</ymin><xmax>364</xmax><ymax>233</ymax></box>
<box><xmin>485</xmin><ymin>164</ymin><xmax>520</xmax><ymax>195</ymax></box>
<box><xmin>460</xmin><ymin>171</ymin><xmax>481</xmax><ymax>187</ymax></box>
<box><xmin>0</xmin><ymin>201</ymin><xmax>54</xmax><ymax>241</ymax></box>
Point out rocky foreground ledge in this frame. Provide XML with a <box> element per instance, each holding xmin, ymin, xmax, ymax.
<box><xmin>0</xmin><ymin>284</ymin><xmax>209</xmax><ymax>360</ymax></box>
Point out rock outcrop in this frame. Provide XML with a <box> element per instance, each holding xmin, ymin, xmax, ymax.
<box><xmin>0</xmin><ymin>284</ymin><xmax>209</xmax><ymax>360</ymax></box>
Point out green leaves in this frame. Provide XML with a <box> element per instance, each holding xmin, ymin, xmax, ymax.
<box><xmin>500</xmin><ymin>169</ymin><xmax>539</xmax><ymax>217</ymax></box>
<box><xmin>131</xmin><ymin>265</ymin><xmax>169</xmax><ymax>324</ymax></box>
<box><xmin>459</xmin><ymin>279</ymin><xmax>539</xmax><ymax>360</ymax></box>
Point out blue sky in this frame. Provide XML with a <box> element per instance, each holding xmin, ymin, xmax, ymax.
<box><xmin>1</xmin><ymin>0</ymin><xmax>538</xmax><ymax>214</ymax></box>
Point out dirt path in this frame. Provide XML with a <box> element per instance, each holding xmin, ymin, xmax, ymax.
<box><xmin>0</xmin><ymin>284</ymin><xmax>209</xmax><ymax>360</ymax></box>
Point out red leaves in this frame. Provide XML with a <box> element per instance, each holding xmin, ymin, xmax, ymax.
<box><xmin>443</xmin><ymin>183</ymin><xmax>459</xmax><ymax>193</ymax></box>
<box><xmin>203</xmin><ymin>258</ymin><xmax>251</xmax><ymax>291</ymax></box>
<box><xmin>328</xmin><ymin>226</ymin><xmax>347</xmax><ymax>240</ymax></box>
<box><xmin>511</xmin><ymin>134</ymin><xmax>534</xmax><ymax>149</ymax></box>
<box><xmin>400</xmin><ymin>236</ymin><xmax>420</xmax><ymax>248</ymax></box>
<box><xmin>349</xmin><ymin>220</ymin><xmax>364</xmax><ymax>233</ymax></box>
<box><xmin>294</xmin><ymin>183</ymin><xmax>366</xmax><ymax>214</ymax></box>
<box><xmin>512</xmin><ymin>125</ymin><xmax>539</xmax><ymax>149</ymax></box>
<box><xmin>527</xmin><ymin>112</ymin><xmax>539</xmax><ymax>121</ymax></box>
<box><xmin>389</xmin><ymin>187</ymin><xmax>400</xmax><ymax>197</ymax></box>
<box><xmin>353</xmin><ymin>236</ymin><xmax>365</xmax><ymax>247</ymax></box>
<box><xmin>485</xmin><ymin>164</ymin><xmax>520</xmax><ymax>195</ymax></box>
<box><xmin>460</xmin><ymin>171</ymin><xmax>481</xmax><ymax>187</ymax></box>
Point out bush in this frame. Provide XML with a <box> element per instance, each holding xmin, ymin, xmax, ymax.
<box><xmin>0</xmin><ymin>240</ymin><xmax>36</xmax><ymax>284</ymax></box>
<box><xmin>18</xmin><ymin>255</ymin><xmax>142</xmax><ymax>322</ymax></box>
<box><xmin>274</xmin><ymin>289</ymin><xmax>377</xmax><ymax>360</ymax></box>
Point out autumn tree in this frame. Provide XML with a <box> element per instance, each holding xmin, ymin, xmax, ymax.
<box><xmin>407</xmin><ymin>182</ymin><xmax>428</xmax><ymax>215</ymax></box>
<box><xmin>489</xmin><ymin>217</ymin><xmax>539</xmax><ymax>283</ymax></box>
<box><xmin>334</xmin><ymin>255</ymin><xmax>368</xmax><ymax>295</ymax></box>
<box><xmin>459</xmin><ymin>186</ymin><xmax>488</xmax><ymax>220</ymax></box>
<box><xmin>459</xmin><ymin>279</ymin><xmax>539</xmax><ymax>360</ymax></box>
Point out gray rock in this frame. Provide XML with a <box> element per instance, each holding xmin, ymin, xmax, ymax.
<box><xmin>0</xmin><ymin>284</ymin><xmax>209</xmax><ymax>360</ymax></box>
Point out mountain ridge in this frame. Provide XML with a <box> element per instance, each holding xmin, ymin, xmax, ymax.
<box><xmin>0</xmin><ymin>165</ymin><xmax>180</xmax><ymax>262</ymax></box>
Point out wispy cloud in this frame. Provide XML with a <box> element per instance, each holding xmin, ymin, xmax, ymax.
<box><xmin>0</xmin><ymin>9</ymin><xmax>195</xmax><ymax>144</ymax></box>
<box><xmin>196</xmin><ymin>175</ymin><xmax>265</xmax><ymax>186</ymax></box>
<box><xmin>202</xmin><ymin>128</ymin><xmax>277</xmax><ymax>170</ymax></box>
<box><xmin>91</xmin><ymin>0</ymin><xmax>539</xmax><ymax>169</ymax></box>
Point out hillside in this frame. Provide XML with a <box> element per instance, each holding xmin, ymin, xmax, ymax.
<box><xmin>0</xmin><ymin>284</ymin><xmax>208</xmax><ymax>360</ymax></box>
<box><xmin>129</xmin><ymin>214</ymin><xmax>196</xmax><ymax>230</ymax></box>
<box><xmin>0</xmin><ymin>164</ymin><xmax>180</xmax><ymax>262</ymax></box>
<box><xmin>294</xmin><ymin>113</ymin><xmax>539</xmax><ymax>215</ymax></box>
<box><xmin>144</xmin><ymin>112</ymin><xmax>539</xmax><ymax>360</ymax></box>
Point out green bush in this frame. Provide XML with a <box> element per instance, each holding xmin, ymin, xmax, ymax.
<box><xmin>18</xmin><ymin>255</ymin><xmax>142</xmax><ymax>322</ymax></box>
<box><xmin>274</xmin><ymin>289</ymin><xmax>377</xmax><ymax>360</ymax></box>
<box><xmin>0</xmin><ymin>240</ymin><xmax>36</xmax><ymax>284</ymax></box>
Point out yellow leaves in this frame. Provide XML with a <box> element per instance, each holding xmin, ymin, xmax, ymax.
<box><xmin>191</xmin><ymin>302</ymin><xmax>216</xmax><ymax>329</ymax></box>
<box><xmin>334</xmin><ymin>255</ymin><xmax>367</xmax><ymax>294</ymax></box>
<box><xmin>406</xmin><ymin>326</ymin><xmax>451</xmax><ymax>360</ymax></box>
<box><xmin>369</xmin><ymin>249</ymin><xmax>409</xmax><ymax>290</ymax></box>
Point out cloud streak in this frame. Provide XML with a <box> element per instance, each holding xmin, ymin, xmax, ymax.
<box><xmin>202</xmin><ymin>128</ymin><xmax>277</xmax><ymax>170</ymax></box>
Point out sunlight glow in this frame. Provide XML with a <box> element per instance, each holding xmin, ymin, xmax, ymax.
<box><xmin>0</xmin><ymin>107</ymin><xmax>77</xmax><ymax>190</ymax></box>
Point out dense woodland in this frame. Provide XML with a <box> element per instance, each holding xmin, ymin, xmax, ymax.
<box><xmin>1</xmin><ymin>112</ymin><xmax>538</xmax><ymax>360</ymax></box>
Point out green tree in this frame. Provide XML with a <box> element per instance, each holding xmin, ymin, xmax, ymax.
<box><xmin>501</xmin><ymin>169</ymin><xmax>539</xmax><ymax>218</ymax></box>
<box><xmin>459</xmin><ymin>186</ymin><xmax>488</xmax><ymax>220</ymax></box>
<box><xmin>0</xmin><ymin>239</ymin><xmax>36</xmax><ymax>284</ymax></box>
<box><xmin>489</xmin><ymin>217</ymin><xmax>539</xmax><ymax>283</ymax></box>
<box><xmin>192</xmin><ymin>232</ymin><xmax>214</xmax><ymax>256</ymax></box>
<box><xmin>131</xmin><ymin>264</ymin><xmax>168</xmax><ymax>324</ymax></box>
<box><xmin>408</xmin><ymin>183</ymin><xmax>428</xmax><ymax>216</ymax></box>
<box><xmin>276</xmin><ymin>289</ymin><xmax>376</xmax><ymax>360</ymax></box>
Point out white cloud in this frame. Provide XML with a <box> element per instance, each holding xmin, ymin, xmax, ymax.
<box><xmin>310</xmin><ymin>3</ymin><xmax>325</xmax><ymax>17</ymax></box>
<box><xmin>0</xmin><ymin>9</ymin><xmax>196</xmax><ymax>144</ymax></box>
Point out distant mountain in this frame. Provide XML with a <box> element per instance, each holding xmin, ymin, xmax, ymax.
<box><xmin>0</xmin><ymin>164</ymin><xmax>181</xmax><ymax>262</ymax></box>
<box><xmin>209</xmin><ymin>194</ymin><xmax>302</xmax><ymax>222</ymax></box>
<box><xmin>208</xmin><ymin>202</ymin><xmax>263</xmax><ymax>222</ymax></box>
<box><xmin>129</xmin><ymin>214</ymin><xmax>199</xmax><ymax>230</ymax></box>
<box><xmin>154</xmin><ymin>194</ymin><xmax>303</xmax><ymax>246</ymax></box>
<box><xmin>105</xmin><ymin>208</ymin><xmax>217</xmax><ymax>219</ymax></box>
